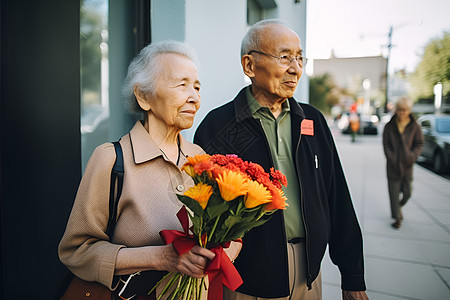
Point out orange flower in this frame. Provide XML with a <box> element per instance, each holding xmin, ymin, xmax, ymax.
<box><xmin>216</xmin><ymin>170</ymin><xmax>248</xmax><ymax>201</ymax></box>
<box><xmin>185</xmin><ymin>154</ymin><xmax>211</xmax><ymax>166</ymax></box>
<box><xmin>244</xmin><ymin>180</ymin><xmax>272</xmax><ymax>208</ymax></box>
<box><xmin>210</xmin><ymin>165</ymin><xmax>224</xmax><ymax>179</ymax></box>
<box><xmin>264</xmin><ymin>187</ymin><xmax>288</xmax><ymax>211</ymax></box>
<box><xmin>182</xmin><ymin>165</ymin><xmax>196</xmax><ymax>177</ymax></box>
<box><xmin>184</xmin><ymin>183</ymin><xmax>213</xmax><ymax>209</ymax></box>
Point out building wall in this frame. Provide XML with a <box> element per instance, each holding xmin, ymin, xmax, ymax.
<box><xmin>184</xmin><ymin>0</ymin><xmax>248</xmax><ymax>141</ymax></box>
<box><xmin>151</xmin><ymin>0</ymin><xmax>186</xmax><ymax>42</ymax></box>
<box><xmin>1</xmin><ymin>0</ymin><xmax>81</xmax><ymax>298</ymax></box>
<box><xmin>313</xmin><ymin>54</ymin><xmax>387</xmax><ymax>113</ymax></box>
<box><xmin>151</xmin><ymin>0</ymin><xmax>309</xmax><ymax>141</ymax></box>
<box><xmin>313</xmin><ymin>55</ymin><xmax>387</xmax><ymax>91</ymax></box>
<box><xmin>277</xmin><ymin>0</ymin><xmax>309</xmax><ymax>105</ymax></box>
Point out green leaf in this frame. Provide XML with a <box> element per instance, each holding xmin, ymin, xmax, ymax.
<box><xmin>191</xmin><ymin>215</ymin><xmax>203</xmax><ymax>234</ymax></box>
<box><xmin>223</xmin><ymin>218</ymin><xmax>271</xmax><ymax>241</ymax></box>
<box><xmin>205</xmin><ymin>194</ymin><xmax>231</xmax><ymax>219</ymax></box>
<box><xmin>176</xmin><ymin>194</ymin><xmax>204</xmax><ymax>217</ymax></box>
<box><xmin>224</xmin><ymin>215</ymin><xmax>241</xmax><ymax>228</ymax></box>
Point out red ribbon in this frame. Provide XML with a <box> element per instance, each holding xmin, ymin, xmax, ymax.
<box><xmin>159</xmin><ymin>206</ymin><xmax>243</xmax><ymax>300</ymax></box>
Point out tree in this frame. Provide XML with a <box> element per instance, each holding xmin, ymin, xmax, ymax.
<box><xmin>80</xmin><ymin>1</ymin><xmax>107</xmax><ymax>108</ymax></box>
<box><xmin>309</xmin><ymin>73</ymin><xmax>347</xmax><ymax>114</ymax></box>
<box><xmin>409</xmin><ymin>32</ymin><xmax>450</xmax><ymax>101</ymax></box>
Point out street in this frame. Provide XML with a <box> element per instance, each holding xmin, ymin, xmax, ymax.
<box><xmin>321</xmin><ymin>127</ymin><xmax>450</xmax><ymax>300</ymax></box>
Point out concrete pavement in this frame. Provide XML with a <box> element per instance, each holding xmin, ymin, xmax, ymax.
<box><xmin>321</xmin><ymin>127</ymin><xmax>450</xmax><ymax>300</ymax></box>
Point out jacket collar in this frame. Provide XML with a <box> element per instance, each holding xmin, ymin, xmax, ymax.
<box><xmin>128</xmin><ymin>121</ymin><xmax>195</xmax><ymax>165</ymax></box>
<box><xmin>234</xmin><ymin>85</ymin><xmax>305</xmax><ymax>122</ymax></box>
<box><xmin>389</xmin><ymin>114</ymin><xmax>417</xmax><ymax>125</ymax></box>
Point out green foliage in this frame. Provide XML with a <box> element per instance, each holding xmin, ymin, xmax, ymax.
<box><xmin>177</xmin><ymin>195</ymin><xmax>204</xmax><ymax>217</ymax></box>
<box><xmin>409</xmin><ymin>32</ymin><xmax>450</xmax><ymax>100</ymax></box>
<box><xmin>309</xmin><ymin>73</ymin><xmax>343</xmax><ymax>114</ymax></box>
<box><xmin>177</xmin><ymin>191</ymin><xmax>272</xmax><ymax>247</ymax></box>
<box><xmin>80</xmin><ymin>2</ymin><xmax>106</xmax><ymax>106</ymax></box>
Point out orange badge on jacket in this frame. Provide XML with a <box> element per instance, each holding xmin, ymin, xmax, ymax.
<box><xmin>301</xmin><ymin>119</ymin><xmax>314</xmax><ymax>136</ymax></box>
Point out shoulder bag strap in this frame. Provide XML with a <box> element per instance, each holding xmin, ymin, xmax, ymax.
<box><xmin>55</xmin><ymin>141</ymin><xmax>124</xmax><ymax>300</ymax></box>
<box><xmin>106</xmin><ymin>141</ymin><xmax>124</xmax><ymax>239</ymax></box>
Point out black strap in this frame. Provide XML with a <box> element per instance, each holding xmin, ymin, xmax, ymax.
<box><xmin>106</xmin><ymin>141</ymin><xmax>124</xmax><ymax>239</ymax></box>
<box><xmin>55</xmin><ymin>141</ymin><xmax>124</xmax><ymax>300</ymax></box>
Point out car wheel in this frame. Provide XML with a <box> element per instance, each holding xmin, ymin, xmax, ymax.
<box><xmin>432</xmin><ymin>151</ymin><xmax>445</xmax><ymax>173</ymax></box>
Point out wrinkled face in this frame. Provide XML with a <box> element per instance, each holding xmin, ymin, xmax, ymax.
<box><xmin>396</xmin><ymin>104</ymin><xmax>411</xmax><ymax>122</ymax></box>
<box><xmin>248</xmin><ymin>24</ymin><xmax>304</xmax><ymax>101</ymax></box>
<box><xmin>150</xmin><ymin>53</ymin><xmax>201</xmax><ymax>130</ymax></box>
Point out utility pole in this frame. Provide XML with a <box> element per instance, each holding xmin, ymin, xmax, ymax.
<box><xmin>384</xmin><ymin>25</ymin><xmax>393</xmax><ymax>113</ymax></box>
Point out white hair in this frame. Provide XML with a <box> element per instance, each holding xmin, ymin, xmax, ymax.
<box><xmin>240</xmin><ymin>19</ymin><xmax>287</xmax><ymax>57</ymax></box>
<box><xmin>122</xmin><ymin>40</ymin><xmax>199</xmax><ymax>114</ymax></box>
<box><xmin>395</xmin><ymin>97</ymin><xmax>413</xmax><ymax>111</ymax></box>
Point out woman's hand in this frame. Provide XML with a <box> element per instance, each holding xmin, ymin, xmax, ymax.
<box><xmin>161</xmin><ymin>244</ymin><xmax>216</xmax><ymax>278</ymax></box>
<box><xmin>342</xmin><ymin>290</ymin><xmax>369</xmax><ymax>300</ymax></box>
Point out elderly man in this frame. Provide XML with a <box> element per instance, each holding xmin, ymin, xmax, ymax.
<box><xmin>383</xmin><ymin>97</ymin><xmax>424</xmax><ymax>229</ymax></box>
<box><xmin>194</xmin><ymin>20</ymin><xmax>368</xmax><ymax>300</ymax></box>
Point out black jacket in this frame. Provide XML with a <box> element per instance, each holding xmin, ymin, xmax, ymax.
<box><xmin>194</xmin><ymin>87</ymin><xmax>366</xmax><ymax>298</ymax></box>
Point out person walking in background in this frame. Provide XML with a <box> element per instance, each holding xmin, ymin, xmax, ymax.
<box><xmin>383</xmin><ymin>97</ymin><xmax>424</xmax><ymax>229</ymax></box>
<box><xmin>349</xmin><ymin>111</ymin><xmax>360</xmax><ymax>142</ymax></box>
<box><xmin>194</xmin><ymin>19</ymin><xmax>368</xmax><ymax>300</ymax></box>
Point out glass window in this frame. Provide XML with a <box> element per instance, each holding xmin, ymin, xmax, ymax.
<box><xmin>436</xmin><ymin>118</ymin><xmax>450</xmax><ymax>133</ymax></box>
<box><xmin>80</xmin><ymin>0</ymin><xmax>110</xmax><ymax>172</ymax></box>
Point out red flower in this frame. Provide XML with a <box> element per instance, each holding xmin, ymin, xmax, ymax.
<box><xmin>193</xmin><ymin>160</ymin><xmax>214</xmax><ymax>175</ymax></box>
<box><xmin>270</xmin><ymin>167</ymin><xmax>288</xmax><ymax>189</ymax></box>
<box><xmin>245</xmin><ymin>162</ymin><xmax>270</xmax><ymax>182</ymax></box>
<box><xmin>210</xmin><ymin>154</ymin><xmax>228</xmax><ymax>166</ymax></box>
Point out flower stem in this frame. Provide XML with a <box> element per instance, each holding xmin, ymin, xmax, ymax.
<box><xmin>156</xmin><ymin>272</ymin><xmax>180</xmax><ymax>300</ymax></box>
<box><xmin>219</xmin><ymin>226</ymin><xmax>232</xmax><ymax>244</ymax></box>
<box><xmin>198</xmin><ymin>277</ymin><xmax>205</xmax><ymax>300</ymax></box>
<box><xmin>207</xmin><ymin>215</ymin><xmax>220</xmax><ymax>244</ymax></box>
<box><xmin>236</xmin><ymin>201</ymin><xmax>243</xmax><ymax>215</ymax></box>
<box><xmin>198</xmin><ymin>216</ymin><xmax>204</xmax><ymax>246</ymax></box>
<box><xmin>179</xmin><ymin>276</ymin><xmax>190</xmax><ymax>300</ymax></box>
<box><xmin>169</xmin><ymin>274</ymin><xmax>184</xmax><ymax>300</ymax></box>
<box><xmin>256</xmin><ymin>209</ymin><xmax>265</xmax><ymax>221</ymax></box>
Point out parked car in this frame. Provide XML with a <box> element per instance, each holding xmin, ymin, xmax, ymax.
<box><xmin>417</xmin><ymin>114</ymin><xmax>450</xmax><ymax>173</ymax></box>
<box><xmin>340</xmin><ymin>113</ymin><xmax>379</xmax><ymax>135</ymax></box>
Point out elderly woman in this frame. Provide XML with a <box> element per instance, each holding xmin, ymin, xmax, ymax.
<box><xmin>59</xmin><ymin>40</ymin><xmax>240</xmax><ymax>299</ymax></box>
<box><xmin>383</xmin><ymin>97</ymin><xmax>424</xmax><ymax>229</ymax></box>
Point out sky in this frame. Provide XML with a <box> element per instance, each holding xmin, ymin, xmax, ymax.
<box><xmin>305</xmin><ymin>0</ymin><xmax>450</xmax><ymax>76</ymax></box>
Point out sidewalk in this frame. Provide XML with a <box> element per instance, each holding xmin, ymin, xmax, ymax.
<box><xmin>321</xmin><ymin>128</ymin><xmax>450</xmax><ymax>300</ymax></box>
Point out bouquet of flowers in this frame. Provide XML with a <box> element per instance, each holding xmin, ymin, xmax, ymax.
<box><xmin>150</xmin><ymin>154</ymin><xmax>288</xmax><ymax>300</ymax></box>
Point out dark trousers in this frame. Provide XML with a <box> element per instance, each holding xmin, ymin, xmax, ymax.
<box><xmin>388</xmin><ymin>177</ymin><xmax>412</xmax><ymax>221</ymax></box>
<box><xmin>223</xmin><ymin>242</ymin><xmax>322</xmax><ymax>300</ymax></box>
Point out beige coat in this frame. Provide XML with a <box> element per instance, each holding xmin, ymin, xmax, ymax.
<box><xmin>58</xmin><ymin>121</ymin><xmax>204</xmax><ymax>289</ymax></box>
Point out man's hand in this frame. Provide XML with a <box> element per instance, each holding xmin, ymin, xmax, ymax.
<box><xmin>342</xmin><ymin>290</ymin><xmax>369</xmax><ymax>300</ymax></box>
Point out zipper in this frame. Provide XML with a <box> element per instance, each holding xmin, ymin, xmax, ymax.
<box><xmin>258</xmin><ymin>118</ymin><xmax>288</xmax><ymax>242</ymax></box>
<box><xmin>257</xmin><ymin>118</ymin><xmax>291</xmax><ymax>290</ymax></box>
<box><xmin>295</xmin><ymin>131</ymin><xmax>312</xmax><ymax>289</ymax></box>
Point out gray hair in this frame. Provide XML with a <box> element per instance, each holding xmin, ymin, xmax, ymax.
<box><xmin>122</xmin><ymin>40</ymin><xmax>199</xmax><ymax>114</ymax></box>
<box><xmin>395</xmin><ymin>97</ymin><xmax>413</xmax><ymax>111</ymax></box>
<box><xmin>240</xmin><ymin>19</ymin><xmax>287</xmax><ymax>57</ymax></box>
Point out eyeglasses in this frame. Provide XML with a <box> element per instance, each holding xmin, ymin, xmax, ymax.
<box><xmin>248</xmin><ymin>50</ymin><xmax>308</xmax><ymax>67</ymax></box>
